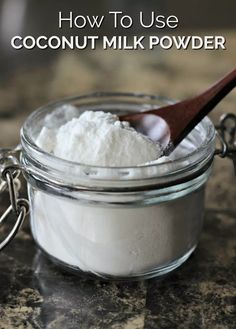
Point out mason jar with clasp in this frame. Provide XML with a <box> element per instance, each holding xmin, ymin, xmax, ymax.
<box><xmin>0</xmin><ymin>93</ymin><xmax>235</xmax><ymax>281</ymax></box>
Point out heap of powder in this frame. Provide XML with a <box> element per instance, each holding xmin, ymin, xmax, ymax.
<box><xmin>36</xmin><ymin>110</ymin><xmax>162</xmax><ymax>166</ymax></box>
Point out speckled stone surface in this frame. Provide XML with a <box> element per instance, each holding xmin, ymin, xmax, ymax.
<box><xmin>0</xmin><ymin>33</ymin><xmax>235</xmax><ymax>328</ymax></box>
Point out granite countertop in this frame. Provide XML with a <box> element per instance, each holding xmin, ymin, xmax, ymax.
<box><xmin>0</xmin><ymin>33</ymin><xmax>236</xmax><ymax>328</ymax></box>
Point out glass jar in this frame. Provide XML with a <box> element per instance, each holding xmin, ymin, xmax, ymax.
<box><xmin>1</xmin><ymin>93</ymin><xmax>235</xmax><ymax>281</ymax></box>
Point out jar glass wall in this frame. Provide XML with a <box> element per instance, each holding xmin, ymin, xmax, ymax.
<box><xmin>20</xmin><ymin>93</ymin><xmax>216</xmax><ymax>280</ymax></box>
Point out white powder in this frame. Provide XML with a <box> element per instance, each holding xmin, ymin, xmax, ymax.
<box><xmin>32</xmin><ymin>108</ymin><xmax>204</xmax><ymax>277</ymax></box>
<box><xmin>31</xmin><ymin>189</ymin><xmax>204</xmax><ymax>276</ymax></box>
<box><xmin>37</xmin><ymin>110</ymin><xmax>162</xmax><ymax>166</ymax></box>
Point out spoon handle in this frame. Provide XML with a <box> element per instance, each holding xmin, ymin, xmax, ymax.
<box><xmin>154</xmin><ymin>68</ymin><xmax>236</xmax><ymax>147</ymax></box>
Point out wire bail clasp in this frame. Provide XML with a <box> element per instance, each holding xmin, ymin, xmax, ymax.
<box><xmin>215</xmin><ymin>113</ymin><xmax>236</xmax><ymax>174</ymax></box>
<box><xmin>0</xmin><ymin>148</ymin><xmax>29</xmax><ymax>251</ymax></box>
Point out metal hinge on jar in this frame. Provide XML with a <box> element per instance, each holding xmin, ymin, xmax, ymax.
<box><xmin>215</xmin><ymin>113</ymin><xmax>236</xmax><ymax>174</ymax></box>
<box><xmin>0</xmin><ymin>146</ymin><xmax>29</xmax><ymax>251</ymax></box>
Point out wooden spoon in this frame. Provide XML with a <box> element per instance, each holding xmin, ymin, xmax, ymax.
<box><xmin>120</xmin><ymin>68</ymin><xmax>236</xmax><ymax>155</ymax></box>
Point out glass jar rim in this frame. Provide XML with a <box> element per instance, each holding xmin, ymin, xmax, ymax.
<box><xmin>20</xmin><ymin>92</ymin><xmax>216</xmax><ymax>189</ymax></box>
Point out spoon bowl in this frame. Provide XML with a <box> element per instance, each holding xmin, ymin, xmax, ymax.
<box><xmin>124</xmin><ymin>113</ymin><xmax>171</xmax><ymax>149</ymax></box>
